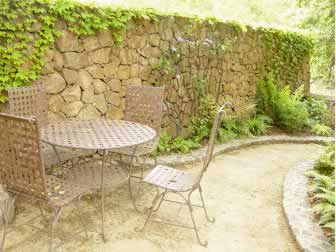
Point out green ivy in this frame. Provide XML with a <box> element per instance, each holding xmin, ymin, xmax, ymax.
<box><xmin>260</xmin><ymin>27</ymin><xmax>314</xmax><ymax>75</ymax></box>
<box><xmin>0</xmin><ymin>0</ymin><xmax>313</xmax><ymax>103</ymax></box>
<box><xmin>0</xmin><ymin>0</ymin><xmax>157</xmax><ymax>102</ymax></box>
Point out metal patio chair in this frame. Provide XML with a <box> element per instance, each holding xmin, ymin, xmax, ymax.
<box><xmin>137</xmin><ymin>102</ymin><xmax>233</xmax><ymax>247</ymax></box>
<box><xmin>8</xmin><ymin>85</ymin><xmax>93</xmax><ymax>169</ymax></box>
<box><xmin>110</xmin><ymin>85</ymin><xmax>164</xmax><ymax>210</ymax></box>
<box><xmin>0</xmin><ymin>113</ymin><xmax>89</xmax><ymax>251</ymax></box>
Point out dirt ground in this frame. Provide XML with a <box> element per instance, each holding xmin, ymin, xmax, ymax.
<box><xmin>5</xmin><ymin>143</ymin><xmax>324</xmax><ymax>252</ymax></box>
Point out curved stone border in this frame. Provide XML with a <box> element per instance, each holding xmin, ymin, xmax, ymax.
<box><xmin>283</xmin><ymin>161</ymin><xmax>334</xmax><ymax>252</ymax></box>
<box><xmin>152</xmin><ymin>135</ymin><xmax>333</xmax><ymax>166</ymax></box>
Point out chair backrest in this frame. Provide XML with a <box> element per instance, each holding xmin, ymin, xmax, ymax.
<box><xmin>8</xmin><ymin>85</ymin><xmax>48</xmax><ymax>125</ymax></box>
<box><xmin>194</xmin><ymin>102</ymin><xmax>232</xmax><ymax>185</ymax></box>
<box><xmin>0</xmin><ymin>113</ymin><xmax>47</xmax><ymax>200</ymax></box>
<box><xmin>124</xmin><ymin>85</ymin><xmax>165</xmax><ymax>133</ymax></box>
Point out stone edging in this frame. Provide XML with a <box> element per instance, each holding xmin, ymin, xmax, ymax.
<box><xmin>152</xmin><ymin>135</ymin><xmax>334</xmax><ymax>166</ymax></box>
<box><xmin>283</xmin><ymin>161</ymin><xmax>334</xmax><ymax>252</ymax></box>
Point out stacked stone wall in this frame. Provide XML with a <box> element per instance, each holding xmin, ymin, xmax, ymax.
<box><xmin>33</xmin><ymin>16</ymin><xmax>310</xmax><ymax>136</ymax></box>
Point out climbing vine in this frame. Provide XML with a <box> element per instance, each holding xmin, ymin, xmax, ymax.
<box><xmin>0</xmin><ymin>0</ymin><xmax>157</xmax><ymax>102</ymax></box>
<box><xmin>0</xmin><ymin>0</ymin><xmax>313</xmax><ymax>103</ymax></box>
<box><xmin>260</xmin><ymin>27</ymin><xmax>314</xmax><ymax>77</ymax></box>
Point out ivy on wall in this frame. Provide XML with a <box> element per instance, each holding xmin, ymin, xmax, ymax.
<box><xmin>260</xmin><ymin>27</ymin><xmax>314</xmax><ymax>78</ymax></box>
<box><xmin>0</xmin><ymin>0</ymin><xmax>157</xmax><ymax>102</ymax></box>
<box><xmin>0</xmin><ymin>0</ymin><xmax>313</xmax><ymax>103</ymax></box>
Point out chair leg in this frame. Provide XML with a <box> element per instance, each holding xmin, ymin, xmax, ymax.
<box><xmin>136</xmin><ymin>190</ymin><xmax>166</xmax><ymax>232</ymax></box>
<box><xmin>38</xmin><ymin>202</ymin><xmax>49</xmax><ymax>224</ymax></box>
<box><xmin>0</xmin><ymin>215</ymin><xmax>7</xmax><ymax>252</ymax></box>
<box><xmin>153</xmin><ymin>189</ymin><xmax>165</xmax><ymax>213</ymax></box>
<box><xmin>198</xmin><ymin>186</ymin><xmax>215</xmax><ymax>223</ymax></box>
<box><xmin>126</xmin><ymin>148</ymin><xmax>142</xmax><ymax>212</ymax></box>
<box><xmin>139</xmin><ymin>156</ymin><xmax>146</xmax><ymax>181</ymax></box>
<box><xmin>186</xmin><ymin>196</ymin><xmax>208</xmax><ymax>247</ymax></box>
<box><xmin>128</xmin><ymin>176</ymin><xmax>141</xmax><ymax>213</ymax></box>
<box><xmin>51</xmin><ymin>145</ymin><xmax>63</xmax><ymax>176</ymax></box>
<box><xmin>73</xmin><ymin>199</ymin><xmax>89</xmax><ymax>240</ymax></box>
<box><xmin>0</xmin><ymin>195</ymin><xmax>16</xmax><ymax>252</ymax></box>
<box><xmin>49</xmin><ymin>207</ymin><xmax>63</xmax><ymax>252</ymax></box>
<box><xmin>153</xmin><ymin>152</ymin><xmax>158</xmax><ymax>167</ymax></box>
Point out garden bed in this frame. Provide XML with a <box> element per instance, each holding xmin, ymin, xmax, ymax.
<box><xmin>283</xmin><ymin>160</ymin><xmax>334</xmax><ymax>252</ymax></box>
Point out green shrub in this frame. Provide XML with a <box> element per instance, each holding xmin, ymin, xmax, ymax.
<box><xmin>217</xmin><ymin>118</ymin><xmax>242</xmax><ymax>142</ymax></box>
<box><xmin>157</xmin><ymin>131</ymin><xmax>200</xmax><ymax>154</ymax></box>
<box><xmin>256</xmin><ymin>73</ymin><xmax>278</xmax><ymax>119</ymax></box>
<box><xmin>171</xmin><ymin>136</ymin><xmax>201</xmax><ymax>153</ymax></box>
<box><xmin>157</xmin><ymin>131</ymin><xmax>173</xmax><ymax>153</ymax></box>
<box><xmin>276</xmin><ymin>86</ymin><xmax>310</xmax><ymax>130</ymax></box>
<box><xmin>257</xmin><ymin>73</ymin><xmax>310</xmax><ymax>130</ymax></box>
<box><xmin>310</xmin><ymin>124</ymin><xmax>333</xmax><ymax>137</ymax></box>
<box><xmin>306</xmin><ymin>145</ymin><xmax>335</xmax><ymax>240</ymax></box>
<box><xmin>245</xmin><ymin>114</ymin><xmax>272</xmax><ymax>136</ymax></box>
<box><xmin>313</xmin><ymin>144</ymin><xmax>335</xmax><ymax>176</ymax></box>
<box><xmin>306</xmin><ymin>170</ymin><xmax>335</xmax><ymax>239</ymax></box>
<box><xmin>305</xmin><ymin>96</ymin><xmax>334</xmax><ymax>127</ymax></box>
<box><xmin>189</xmin><ymin>95</ymin><xmax>218</xmax><ymax>143</ymax></box>
<box><xmin>216</xmin><ymin>114</ymin><xmax>272</xmax><ymax>142</ymax></box>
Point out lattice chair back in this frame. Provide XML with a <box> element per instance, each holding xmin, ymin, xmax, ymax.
<box><xmin>195</xmin><ymin>103</ymin><xmax>232</xmax><ymax>185</ymax></box>
<box><xmin>124</xmin><ymin>85</ymin><xmax>165</xmax><ymax>133</ymax></box>
<box><xmin>8</xmin><ymin>85</ymin><xmax>48</xmax><ymax>126</ymax></box>
<box><xmin>0</xmin><ymin>113</ymin><xmax>47</xmax><ymax>200</ymax></box>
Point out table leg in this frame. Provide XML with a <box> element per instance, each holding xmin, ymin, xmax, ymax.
<box><xmin>101</xmin><ymin>150</ymin><xmax>107</xmax><ymax>242</ymax></box>
<box><xmin>50</xmin><ymin>145</ymin><xmax>63</xmax><ymax>175</ymax></box>
<box><xmin>51</xmin><ymin>145</ymin><xmax>61</xmax><ymax>164</ymax></box>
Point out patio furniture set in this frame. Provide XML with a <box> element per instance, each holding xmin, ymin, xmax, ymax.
<box><xmin>0</xmin><ymin>84</ymin><xmax>230</xmax><ymax>251</ymax></box>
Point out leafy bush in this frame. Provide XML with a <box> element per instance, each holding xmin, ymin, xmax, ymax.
<box><xmin>157</xmin><ymin>131</ymin><xmax>200</xmax><ymax>154</ymax></box>
<box><xmin>310</xmin><ymin>124</ymin><xmax>333</xmax><ymax>137</ymax></box>
<box><xmin>306</xmin><ymin>144</ymin><xmax>335</xmax><ymax>240</ymax></box>
<box><xmin>171</xmin><ymin>137</ymin><xmax>200</xmax><ymax>153</ymax></box>
<box><xmin>305</xmin><ymin>96</ymin><xmax>334</xmax><ymax>127</ymax></box>
<box><xmin>306</xmin><ymin>169</ymin><xmax>335</xmax><ymax>239</ymax></box>
<box><xmin>189</xmin><ymin>95</ymin><xmax>218</xmax><ymax>143</ymax></box>
<box><xmin>157</xmin><ymin>131</ymin><xmax>173</xmax><ymax>153</ymax></box>
<box><xmin>256</xmin><ymin>73</ymin><xmax>278</xmax><ymax>119</ymax></box>
<box><xmin>257</xmin><ymin>73</ymin><xmax>310</xmax><ymax>130</ymax></box>
<box><xmin>313</xmin><ymin>144</ymin><xmax>335</xmax><ymax>176</ymax></box>
<box><xmin>217</xmin><ymin>118</ymin><xmax>243</xmax><ymax>142</ymax></box>
<box><xmin>158</xmin><ymin>102</ymin><xmax>273</xmax><ymax>154</ymax></box>
<box><xmin>245</xmin><ymin>114</ymin><xmax>272</xmax><ymax>136</ymax></box>
<box><xmin>276</xmin><ymin>86</ymin><xmax>310</xmax><ymax>130</ymax></box>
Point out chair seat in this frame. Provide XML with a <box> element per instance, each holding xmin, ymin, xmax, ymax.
<box><xmin>144</xmin><ymin>165</ymin><xmax>195</xmax><ymax>192</ymax></box>
<box><xmin>46</xmin><ymin>175</ymin><xmax>88</xmax><ymax>208</ymax></box>
<box><xmin>42</xmin><ymin>143</ymin><xmax>95</xmax><ymax>167</ymax></box>
<box><xmin>66</xmin><ymin>159</ymin><xmax>128</xmax><ymax>191</ymax></box>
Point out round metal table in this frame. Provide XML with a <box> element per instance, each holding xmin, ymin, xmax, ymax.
<box><xmin>41</xmin><ymin>119</ymin><xmax>156</xmax><ymax>240</ymax></box>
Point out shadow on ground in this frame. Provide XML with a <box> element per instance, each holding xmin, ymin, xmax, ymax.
<box><xmin>5</xmin><ymin>143</ymin><xmax>324</xmax><ymax>252</ymax></box>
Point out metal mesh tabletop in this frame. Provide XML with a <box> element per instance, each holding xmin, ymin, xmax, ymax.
<box><xmin>41</xmin><ymin>119</ymin><xmax>156</xmax><ymax>150</ymax></box>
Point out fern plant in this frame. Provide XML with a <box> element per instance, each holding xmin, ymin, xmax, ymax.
<box><xmin>305</xmin><ymin>96</ymin><xmax>334</xmax><ymax>127</ymax></box>
<box><xmin>256</xmin><ymin>73</ymin><xmax>278</xmax><ymax>119</ymax></box>
<box><xmin>257</xmin><ymin>73</ymin><xmax>310</xmax><ymax>130</ymax></box>
<box><xmin>189</xmin><ymin>95</ymin><xmax>218</xmax><ymax>143</ymax></box>
<box><xmin>172</xmin><ymin>136</ymin><xmax>200</xmax><ymax>153</ymax></box>
<box><xmin>306</xmin><ymin>170</ymin><xmax>335</xmax><ymax>239</ymax></box>
<box><xmin>275</xmin><ymin>85</ymin><xmax>309</xmax><ymax>130</ymax></box>
<box><xmin>157</xmin><ymin>131</ymin><xmax>173</xmax><ymax>153</ymax></box>
<box><xmin>306</xmin><ymin>145</ymin><xmax>335</xmax><ymax>241</ymax></box>
<box><xmin>310</xmin><ymin>124</ymin><xmax>333</xmax><ymax>137</ymax></box>
<box><xmin>314</xmin><ymin>144</ymin><xmax>335</xmax><ymax>176</ymax></box>
<box><xmin>245</xmin><ymin>114</ymin><xmax>273</xmax><ymax>136</ymax></box>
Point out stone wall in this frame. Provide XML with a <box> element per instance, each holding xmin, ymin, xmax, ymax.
<box><xmin>33</xmin><ymin>16</ymin><xmax>310</xmax><ymax>136</ymax></box>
